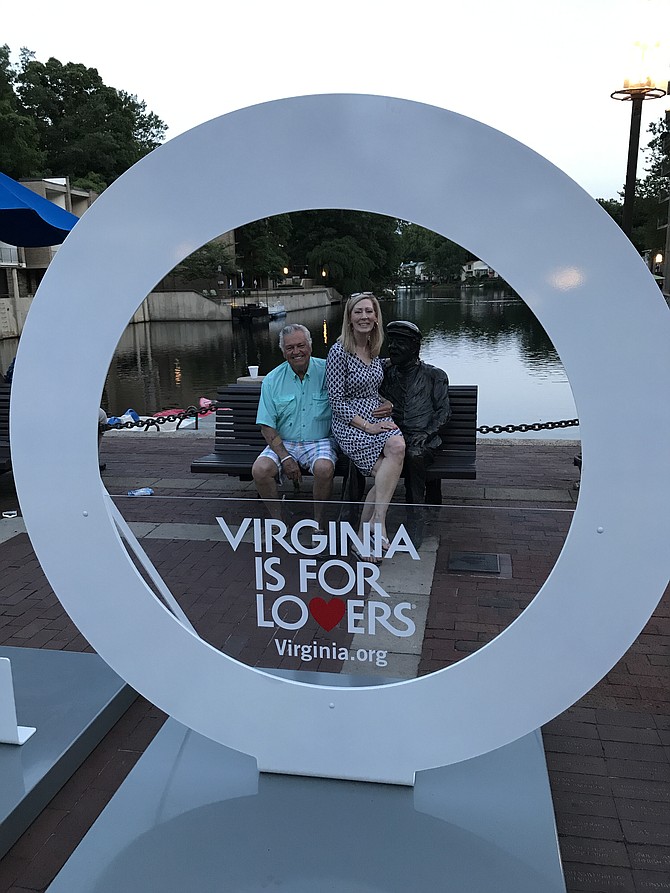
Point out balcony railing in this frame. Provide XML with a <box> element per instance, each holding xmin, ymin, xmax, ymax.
<box><xmin>0</xmin><ymin>242</ymin><xmax>20</xmax><ymax>266</ymax></box>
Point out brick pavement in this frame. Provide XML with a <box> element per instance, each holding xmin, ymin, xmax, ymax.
<box><xmin>0</xmin><ymin>433</ymin><xmax>667</xmax><ymax>892</ymax></box>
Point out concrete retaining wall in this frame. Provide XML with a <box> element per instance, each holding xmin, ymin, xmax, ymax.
<box><xmin>0</xmin><ymin>296</ymin><xmax>32</xmax><ymax>340</ymax></box>
<box><xmin>132</xmin><ymin>287</ymin><xmax>341</xmax><ymax>323</ymax></box>
<box><xmin>132</xmin><ymin>292</ymin><xmax>231</xmax><ymax>323</ymax></box>
<box><xmin>0</xmin><ymin>287</ymin><xmax>342</xmax><ymax>339</ymax></box>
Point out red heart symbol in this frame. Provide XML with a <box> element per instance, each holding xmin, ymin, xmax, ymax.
<box><xmin>309</xmin><ymin>597</ymin><xmax>346</xmax><ymax>631</ymax></box>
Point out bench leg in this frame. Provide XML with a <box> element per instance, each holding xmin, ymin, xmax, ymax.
<box><xmin>425</xmin><ymin>479</ymin><xmax>442</xmax><ymax>506</ymax></box>
<box><xmin>339</xmin><ymin>460</ymin><xmax>366</xmax><ymax>524</ymax></box>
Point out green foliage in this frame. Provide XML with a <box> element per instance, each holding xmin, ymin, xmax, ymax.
<box><xmin>641</xmin><ymin>114</ymin><xmax>669</xmax><ymax>201</ymax></box>
<box><xmin>235</xmin><ymin>215</ymin><xmax>292</xmax><ymax>282</ymax></box>
<box><xmin>71</xmin><ymin>172</ymin><xmax>108</xmax><ymax>194</ymax></box>
<box><xmin>596</xmin><ymin>197</ymin><xmax>622</xmax><ymax>225</ymax></box>
<box><xmin>0</xmin><ymin>44</ymin><xmax>44</xmax><ymax>177</ymax></box>
<box><xmin>398</xmin><ymin>221</ymin><xmax>471</xmax><ymax>281</ymax></box>
<box><xmin>307</xmin><ymin>235</ymin><xmax>376</xmax><ymax>296</ymax></box>
<box><xmin>232</xmin><ymin>212</ymin><xmax>469</xmax><ymax>295</ymax></box>
<box><xmin>597</xmin><ymin>115</ymin><xmax>668</xmax><ymax>256</ymax></box>
<box><xmin>287</xmin><ymin>210</ymin><xmax>399</xmax><ymax>294</ymax></box>
<box><xmin>0</xmin><ymin>45</ymin><xmax>166</xmax><ymax>188</ymax></box>
<box><xmin>597</xmin><ymin>192</ymin><xmax>662</xmax><ymax>255</ymax></box>
<box><xmin>176</xmin><ymin>240</ymin><xmax>237</xmax><ymax>281</ymax></box>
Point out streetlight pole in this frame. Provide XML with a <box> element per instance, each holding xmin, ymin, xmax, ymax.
<box><xmin>611</xmin><ymin>70</ymin><xmax>666</xmax><ymax>238</ymax></box>
<box><xmin>621</xmin><ymin>93</ymin><xmax>645</xmax><ymax>238</ymax></box>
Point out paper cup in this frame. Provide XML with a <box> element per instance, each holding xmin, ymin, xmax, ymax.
<box><xmin>248</xmin><ymin>365</ymin><xmax>259</xmax><ymax>377</ymax></box>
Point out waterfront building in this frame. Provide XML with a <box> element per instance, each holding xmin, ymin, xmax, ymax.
<box><xmin>460</xmin><ymin>259</ymin><xmax>498</xmax><ymax>282</ymax></box>
<box><xmin>0</xmin><ymin>178</ymin><xmax>97</xmax><ymax>339</ymax></box>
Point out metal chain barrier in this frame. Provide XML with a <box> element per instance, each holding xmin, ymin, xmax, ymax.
<box><xmin>477</xmin><ymin>419</ymin><xmax>579</xmax><ymax>434</ymax></box>
<box><xmin>103</xmin><ymin>404</ymin><xmax>216</xmax><ymax>432</ymax></box>
<box><xmin>103</xmin><ymin>404</ymin><xmax>579</xmax><ymax>435</ymax></box>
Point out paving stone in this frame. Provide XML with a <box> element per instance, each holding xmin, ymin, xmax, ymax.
<box><xmin>559</xmin><ymin>835</ymin><xmax>630</xmax><ymax>867</ymax></box>
<box><xmin>599</xmin><ymin>725</ymin><xmax>663</xmax><ymax>746</ymax></box>
<box><xmin>605</xmin><ymin>760</ymin><xmax>670</xmax><ymax>783</ymax></box>
<box><xmin>484</xmin><ymin>486</ymin><xmax>574</xmax><ymax>502</ymax></box>
<box><xmin>627</xmin><ymin>843</ymin><xmax>670</xmax><ymax>871</ymax></box>
<box><xmin>562</xmin><ymin>863</ymin><xmax>635</xmax><ymax>892</ymax></box>
<box><xmin>616</xmin><ymin>799</ymin><xmax>670</xmax><ymax>825</ymax></box>
<box><xmin>602</xmin><ymin>741</ymin><xmax>669</xmax><ymax>763</ymax></box>
<box><xmin>143</xmin><ymin>522</ymin><xmax>225</xmax><ymax>541</ymax></box>
<box><xmin>558</xmin><ymin>814</ymin><xmax>625</xmax><ymax>841</ymax></box>
<box><xmin>631</xmin><ymin>869</ymin><xmax>670</xmax><ymax>891</ymax></box>
<box><xmin>544</xmin><ymin>734</ymin><xmax>605</xmax><ymax>758</ymax></box>
<box><xmin>551</xmin><ymin>791</ymin><xmax>619</xmax><ymax>819</ymax></box>
<box><xmin>620</xmin><ymin>819</ymin><xmax>670</xmax><ymax>847</ymax></box>
<box><xmin>611</xmin><ymin>778</ymin><xmax>670</xmax><ymax>803</ymax></box>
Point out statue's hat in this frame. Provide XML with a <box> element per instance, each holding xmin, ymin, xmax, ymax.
<box><xmin>386</xmin><ymin>320</ymin><xmax>422</xmax><ymax>342</ymax></box>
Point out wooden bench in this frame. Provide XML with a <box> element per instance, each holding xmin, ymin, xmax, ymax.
<box><xmin>191</xmin><ymin>382</ymin><xmax>478</xmax><ymax>503</ymax></box>
<box><xmin>0</xmin><ymin>383</ymin><xmax>11</xmax><ymax>475</ymax></box>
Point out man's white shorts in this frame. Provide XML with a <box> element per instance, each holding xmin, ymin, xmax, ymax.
<box><xmin>259</xmin><ymin>438</ymin><xmax>338</xmax><ymax>475</ymax></box>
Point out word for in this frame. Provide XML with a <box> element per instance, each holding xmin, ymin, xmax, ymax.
<box><xmin>255</xmin><ymin>557</ymin><xmax>388</xmax><ymax>598</ymax></box>
<box><xmin>275</xmin><ymin>639</ymin><xmax>388</xmax><ymax>668</ymax></box>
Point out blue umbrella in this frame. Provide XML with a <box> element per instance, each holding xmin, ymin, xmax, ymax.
<box><xmin>0</xmin><ymin>171</ymin><xmax>79</xmax><ymax>247</ymax></box>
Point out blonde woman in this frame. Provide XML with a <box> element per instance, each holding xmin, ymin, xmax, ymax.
<box><xmin>326</xmin><ymin>292</ymin><xmax>405</xmax><ymax>556</ymax></box>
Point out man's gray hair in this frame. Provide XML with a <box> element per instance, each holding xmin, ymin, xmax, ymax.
<box><xmin>279</xmin><ymin>324</ymin><xmax>312</xmax><ymax>351</ymax></box>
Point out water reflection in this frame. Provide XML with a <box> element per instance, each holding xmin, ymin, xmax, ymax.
<box><xmin>103</xmin><ymin>288</ymin><xmax>579</xmax><ymax>439</ymax></box>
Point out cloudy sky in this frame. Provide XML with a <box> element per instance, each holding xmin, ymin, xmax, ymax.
<box><xmin>4</xmin><ymin>0</ymin><xmax>669</xmax><ymax>200</ymax></box>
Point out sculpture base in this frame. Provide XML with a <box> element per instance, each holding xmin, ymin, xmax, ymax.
<box><xmin>0</xmin><ymin>646</ymin><xmax>136</xmax><ymax>858</ymax></box>
<box><xmin>47</xmin><ymin>719</ymin><xmax>566</xmax><ymax>892</ymax></box>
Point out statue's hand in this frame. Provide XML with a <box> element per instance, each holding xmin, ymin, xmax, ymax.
<box><xmin>372</xmin><ymin>399</ymin><xmax>393</xmax><ymax>419</ymax></box>
<box><xmin>407</xmin><ymin>433</ymin><xmax>427</xmax><ymax>459</ymax></box>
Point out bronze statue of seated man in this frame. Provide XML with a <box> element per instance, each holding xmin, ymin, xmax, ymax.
<box><xmin>376</xmin><ymin>320</ymin><xmax>452</xmax><ymax>515</ymax></box>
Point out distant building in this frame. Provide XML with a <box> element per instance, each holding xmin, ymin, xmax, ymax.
<box><xmin>460</xmin><ymin>260</ymin><xmax>498</xmax><ymax>282</ymax></box>
<box><xmin>0</xmin><ymin>178</ymin><xmax>98</xmax><ymax>340</ymax></box>
<box><xmin>399</xmin><ymin>261</ymin><xmax>430</xmax><ymax>283</ymax></box>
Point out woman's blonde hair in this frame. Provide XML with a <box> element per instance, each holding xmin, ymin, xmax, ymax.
<box><xmin>339</xmin><ymin>292</ymin><xmax>384</xmax><ymax>357</ymax></box>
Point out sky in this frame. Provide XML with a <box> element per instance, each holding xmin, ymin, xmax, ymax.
<box><xmin>4</xmin><ymin>0</ymin><xmax>670</xmax><ymax>200</ymax></box>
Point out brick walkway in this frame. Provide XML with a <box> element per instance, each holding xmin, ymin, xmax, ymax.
<box><xmin>0</xmin><ymin>433</ymin><xmax>667</xmax><ymax>893</ymax></box>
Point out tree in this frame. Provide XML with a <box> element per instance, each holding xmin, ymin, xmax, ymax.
<box><xmin>0</xmin><ymin>44</ymin><xmax>44</xmax><ymax>178</ymax></box>
<box><xmin>175</xmin><ymin>239</ymin><xmax>237</xmax><ymax>282</ymax></box>
<box><xmin>287</xmin><ymin>210</ymin><xmax>399</xmax><ymax>294</ymax></box>
<box><xmin>307</xmin><ymin>235</ymin><xmax>376</xmax><ymax>296</ymax></box>
<box><xmin>235</xmin><ymin>215</ymin><xmax>292</xmax><ymax>284</ymax></box>
<box><xmin>10</xmin><ymin>48</ymin><xmax>166</xmax><ymax>188</ymax></box>
<box><xmin>398</xmin><ymin>221</ymin><xmax>471</xmax><ymax>282</ymax></box>
<box><xmin>641</xmin><ymin>113</ymin><xmax>669</xmax><ymax>200</ymax></box>
<box><xmin>425</xmin><ymin>236</ymin><xmax>471</xmax><ymax>282</ymax></box>
<box><xmin>596</xmin><ymin>115</ymin><xmax>668</xmax><ymax>256</ymax></box>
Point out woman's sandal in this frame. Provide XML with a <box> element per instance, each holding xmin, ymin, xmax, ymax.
<box><xmin>374</xmin><ymin>534</ymin><xmax>391</xmax><ymax>557</ymax></box>
<box><xmin>351</xmin><ymin>543</ymin><xmax>382</xmax><ymax>565</ymax></box>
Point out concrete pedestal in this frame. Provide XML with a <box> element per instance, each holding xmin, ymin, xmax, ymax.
<box><xmin>0</xmin><ymin>646</ymin><xmax>135</xmax><ymax>857</ymax></box>
<box><xmin>47</xmin><ymin>718</ymin><xmax>565</xmax><ymax>892</ymax></box>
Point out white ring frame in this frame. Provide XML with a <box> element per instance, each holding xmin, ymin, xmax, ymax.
<box><xmin>11</xmin><ymin>94</ymin><xmax>670</xmax><ymax>785</ymax></box>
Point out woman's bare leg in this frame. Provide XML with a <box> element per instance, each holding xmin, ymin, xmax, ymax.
<box><xmin>359</xmin><ymin>435</ymin><xmax>405</xmax><ymax>542</ymax></box>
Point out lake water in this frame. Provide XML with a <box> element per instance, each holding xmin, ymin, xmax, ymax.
<box><xmin>100</xmin><ymin>287</ymin><xmax>579</xmax><ymax>440</ymax></box>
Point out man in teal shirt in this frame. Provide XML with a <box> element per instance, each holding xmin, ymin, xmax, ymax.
<box><xmin>253</xmin><ymin>324</ymin><xmax>336</xmax><ymax>522</ymax></box>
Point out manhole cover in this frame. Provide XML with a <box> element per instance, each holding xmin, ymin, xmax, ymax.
<box><xmin>448</xmin><ymin>551</ymin><xmax>501</xmax><ymax>574</ymax></box>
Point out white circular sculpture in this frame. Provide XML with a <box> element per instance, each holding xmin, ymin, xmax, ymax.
<box><xmin>11</xmin><ymin>94</ymin><xmax>670</xmax><ymax>785</ymax></box>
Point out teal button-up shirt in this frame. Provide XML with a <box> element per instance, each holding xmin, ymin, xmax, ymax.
<box><xmin>256</xmin><ymin>357</ymin><xmax>332</xmax><ymax>442</ymax></box>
